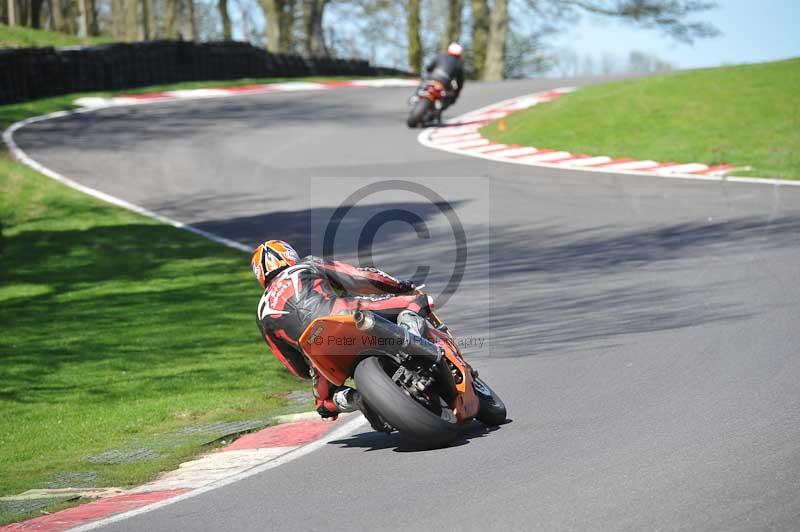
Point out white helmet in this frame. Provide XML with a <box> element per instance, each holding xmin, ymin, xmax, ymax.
<box><xmin>447</xmin><ymin>42</ymin><xmax>463</xmax><ymax>58</ymax></box>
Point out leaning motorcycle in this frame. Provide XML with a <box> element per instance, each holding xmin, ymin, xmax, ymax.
<box><xmin>299</xmin><ymin>298</ymin><xmax>506</xmax><ymax>448</ymax></box>
<box><xmin>406</xmin><ymin>79</ymin><xmax>447</xmax><ymax>128</ymax></box>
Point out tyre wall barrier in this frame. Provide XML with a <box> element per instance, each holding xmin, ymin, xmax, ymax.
<box><xmin>0</xmin><ymin>40</ymin><xmax>411</xmax><ymax>104</ymax></box>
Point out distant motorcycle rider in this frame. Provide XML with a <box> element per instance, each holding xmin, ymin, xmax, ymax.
<box><xmin>424</xmin><ymin>42</ymin><xmax>465</xmax><ymax>120</ymax></box>
<box><xmin>251</xmin><ymin>240</ymin><xmax>430</xmax><ymax>427</ymax></box>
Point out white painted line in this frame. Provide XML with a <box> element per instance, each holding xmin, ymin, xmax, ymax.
<box><xmin>166</xmin><ymin>88</ymin><xmax>232</xmax><ymax>98</ymax></box>
<box><xmin>491</xmin><ymin>146</ymin><xmax>539</xmax><ymax>158</ymax></box>
<box><xmin>433</xmin><ymin>133</ymin><xmax>482</xmax><ymax>145</ymax></box>
<box><xmin>430</xmin><ymin>126</ymin><xmax>481</xmax><ymax>138</ymax></box>
<box><xmin>469</xmin><ymin>111</ymin><xmax>508</xmax><ymax>121</ymax></box>
<box><xmin>71</xmin><ymin>415</ymin><xmax>367</xmax><ymax>531</ymax></box>
<box><xmin>516</xmin><ymin>151</ymin><xmax>571</xmax><ymax>162</ymax></box>
<box><xmin>449</xmin><ymin>138</ymin><xmax>491</xmax><ymax>150</ymax></box>
<box><xmin>563</xmin><ymin>156</ymin><xmax>612</xmax><ymax>167</ymax></box>
<box><xmin>655</xmin><ymin>163</ymin><xmax>708</xmax><ymax>174</ymax></box>
<box><xmin>271</xmin><ymin>82</ymin><xmax>327</xmax><ymax>91</ymax></box>
<box><xmin>349</xmin><ymin>78</ymin><xmax>419</xmax><ymax>87</ymax></box>
<box><xmin>470</xmin><ymin>143</ymin><xmax>508</xmax><ymax>153</ymax></box>
<box><xmin>73</xmin><ymin>97</ymin><xmax>117</xmax><ymax>108</ymax></box>
<box><xmin>601</xmin><ymin>160</ymin><xmax>661</xmax><ymax>171</ymax></box>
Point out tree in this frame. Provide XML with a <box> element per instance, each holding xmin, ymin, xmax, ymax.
<box><xmin>183</xmin><ymin>0</ymin><xmax>197</xmax><ymax>40</ymax></box>
<box><xmin>76</xmin><ymin>0</ymin><xmax>88</xmax><ymax>35</ymax></box>
<box><xmin>6</xmin><ymin>0</ymin><xmax>17</xmax><ymax>26</ymax></box>
<box><xmin>219</xmin><ymin>0</ymin><xmax>232</xmax><ymax>40</ymax></box>
<box><xmin>164</xmin><ymin>0</ymin><xmax>180</xmax><ymax>38</ymax></box>
<box><xmin>441</xmin><ymin>0</ymin><xmax>462</xmax><ymax>51</ymax></box>
<box><xmin>302</xmin><ymin>0</ymin><xmax>328</xmax><ymax>56</ymax></box>
<box><xmin>469</xmin><ymin>0</ymin><xmax>489</xmax><ymax>78</ymax></box>
<box><xmin>477</xmin><ymin>0</ymin><xmax>717</xmax><ymax>79</ymax></box>
<box><xmin>261</xmin><ymin>0</ymin><xmax>295</xmax><ymax>52</ymax></box>
<box><xmin>483</xmin><ymin>0</ymin><xmax>507</xmax><ymax>80</ymax></box>
<box><xmin>51</xmin><ymin>0</ymin><xmax>65</xmax><ymax>32</ymax></box>
<box><xmin>30</xmin><ymin>0</ymin><xmax>44</xmax><ymax>28</ymax></box>
<box><xmin>556</xmin><ymin>0</ymin><xmax>718</xmax><ymax>43</ymax></box>
<box><xmin>407</xmin><ymin>0</ymin><xmax>421</xmax><ymax>73</ymax></box>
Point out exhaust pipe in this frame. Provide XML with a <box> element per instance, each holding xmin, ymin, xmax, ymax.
<box><xmin>355</xmin><ymin>311</ymin><xmax>457</xmax><ymax>401</ymax></box>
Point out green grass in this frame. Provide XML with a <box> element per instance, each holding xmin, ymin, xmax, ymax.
<box><xmin>0</xmin><ymin>143</ymin><xmax>311</xmax><ymax>522</ymax></box>
<box><xmin>481</xmin><ymin>58</ymin><xmax>800</xmax><ymax>180</ymax></box>
<box><xmin>0</xmin><ymin>73</ymin><xmax>407</xmax><ymax>523</ymax></box>
<box><xmin>0</xmin><ymin>23</ymin><xmax>110</xmax><ymax>47</ymax></box>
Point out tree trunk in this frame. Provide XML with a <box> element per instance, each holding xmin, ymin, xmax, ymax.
<box><xmin>302</xmin><ymin>0</ymin><xmax>327</xmax><ymax>56</ymax></box>
<box><xmin>164</xmin><ymin>0</ymin><xmax>179</xmax><ymax>38</ymax></box>
<box><xmin>110</xmin><ymin>0</ymin><xmax>123</xmax><ymax>38</ymax></box>
<box><xmin>279</xmin><ymin>0</ymin><xmax>294</xmax><ymax>51</ymax></box>
<box><xmin>62</xmin><ymin>0</ymin><xmax>77</xmax><ymax>33</ymax></box>
<box><xmin>407</xmin><ymin>0</ymin><xmax>422</xmax><ymax>74</ymax></box>
<box><xmin>470</xmin><ymin>0</ymin><xmax>489</xmax><ymax>78</ymax></box>
<box><xmin>184</xmin><ymin>0</ymin><xmax>196</xmax><ymax>41</ymax></box>
<box><xmin>146</xmin><ymin>0</ymin><xmax>156</xmax><ymax>38</ymax></box>
<box><xmin>261</xmin><ymin>0</ymin><xmax>293</xmax><ymax>53</ymax></box>
<box><xmin>124</xmin><ymin>0</ymin><xmax>139</xmax><ymax>40</ymax></box>
<box><xmin>442</xmin><ymin>0</ymin><xmax>462</xmax><ymax>51</ymax></box>
<box><xmin>76</xmin><ymin>0</ymin><xmax>87</xmax><ymax>36</ymax></box>
<box><xmin>482</xmin><ymin>0</ymin><xmax>507</xmax><ymax>80</ymax></box>
<box><xmin>261</xmin><ymin>0</ymin><xmax>280</xmax><ymax>51</ymax></box>
<box><xmin>141</xmin><ymin>0</ymin><xmax>151</xmax><ymax>40</ymax></box>
<box><xmin>85</xmin><ymin>0</ymin><xmax>98</xmax><ymax>35</ymax></box>
<box><xmin>19</xmin><ymin>0</ymin><xmax>28</xmax><ymax>26</ymax></box>
<box><xmin>218</xmin><ymin>0</ymin><xmax>232</xmax><ymax>40</ymax></box>
<box><xmin>31</xmin><ymin>0</ymin><xmax>44</xmax><ymax>28</ymax></box>
<box><xmin>51</xmin><ymin>0</ymin><xmax>65</xmax><ymax>31</ymax></box>
<box><xmin>6</xmin><ymin>0</ymin><xmax>16</xmax><ymax>26</ymax></box>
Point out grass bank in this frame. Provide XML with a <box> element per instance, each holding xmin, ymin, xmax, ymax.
<box><xmin>0</xmin><ymin>78</ymin><xmax>338</xmax><ymax>523</ymax></box>
<box><xmin>0</xmin><ymin>23</ymin><xmax>110</xmax><ymax>47</ymax></box>
<box><xmin>481</xmin><ymin>58</ymin><xmax>800</xmax><ymax>180</ymax></box>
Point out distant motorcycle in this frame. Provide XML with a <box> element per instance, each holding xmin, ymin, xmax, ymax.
<box><xmin>407</xmin><ymin>79</ymin><xmax>448</xmax><ymax>128</ymax></box>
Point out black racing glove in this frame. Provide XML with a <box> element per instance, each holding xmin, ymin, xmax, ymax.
<box><xmin>398</xmin><ymin>279</ymin><xmax>417</xmax><ymax>293</ymax></box>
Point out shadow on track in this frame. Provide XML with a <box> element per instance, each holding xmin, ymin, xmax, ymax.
<box><xmin>329</xmin><ymin>420</ymin><xmax>509</xmax><ymax>453</ymax></box>
<box><xmin>193</xmin><ymin>205</ymin><xmax>800</xmax><ymax>357</ymax></box>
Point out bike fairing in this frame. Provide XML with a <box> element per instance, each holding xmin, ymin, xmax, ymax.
<box><xmin>256</xmin><ymin>256</ymin><xmax>427</xmax><ymax>412</ymax></box>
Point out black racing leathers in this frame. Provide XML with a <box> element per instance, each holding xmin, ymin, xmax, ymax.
<box><xmin>425</xmin><ymin>53</ymin><xmax>465</xmax><ymax>108</ymax></box>
<box><xmin>256</xmin><ymin>256</ymin><xmax>429</xmax><ymax>416</ymax></box>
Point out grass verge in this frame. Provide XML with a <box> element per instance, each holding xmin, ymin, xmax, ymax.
<box><xmin>481</xmin><ymin>58</ymin><xmax>800</xmax><ymax>180</ymax></box>
<box><xmin>0</xmin><ymin>78</ymin><xmax>339</xmax><ymax>523</ymax></box>
<box><xmin>0</xmin><ymin>155</ymin><xmax>312</xmax><ymax>523</ymax></box>
<box><xmin>0</xmin><ymin>23</ymin><xmax>111</xmax><ymax>47</ymax></box>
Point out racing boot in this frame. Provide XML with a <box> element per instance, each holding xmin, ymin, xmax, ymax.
<box><xmin>332</xmin><ymin>387</ymin><xmax>393</xmax><ymax>433</ymax></box>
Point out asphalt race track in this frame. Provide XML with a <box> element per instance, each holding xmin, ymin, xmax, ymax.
<box><xmin>14</xmin><ymin>78</ymin><xmax>800</xmax><ymax>531</ymax></box>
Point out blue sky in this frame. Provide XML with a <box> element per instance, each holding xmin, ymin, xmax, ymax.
<box><xmin>551</xmin><ymin>0</ymin><xmax>800</xmax><ymax>69</ymax></box>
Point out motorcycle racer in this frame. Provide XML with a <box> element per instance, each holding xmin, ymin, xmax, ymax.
<box><xmin>423</xmin><ymin>42</ymin><xmax>465</xmax><ymax>119</ymax></box>
<box><xmin>251</xmin><ymin>240</ymin><xmax>429</xmax><ymax>425</ymax></box>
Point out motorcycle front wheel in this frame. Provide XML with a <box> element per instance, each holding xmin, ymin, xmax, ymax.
<box><xmin>354</xmin><ymin>356</ymin><xmax>458</xmax><ymax>448</ymax></box>
<box><xmin>473</xmin><ymin>376</ymin><xmax>507</xmax><ymax>426</ymax></box>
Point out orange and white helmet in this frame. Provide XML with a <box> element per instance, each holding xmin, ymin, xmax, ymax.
<box><xmin>447</xmin><ymin>42</ymin><xmax>463</xmax><ymax>58</ymax></box>
<box><xmin>251</xmin><ymin>240</ymin><xmax>300</xmax><ymax>288</ymax></box>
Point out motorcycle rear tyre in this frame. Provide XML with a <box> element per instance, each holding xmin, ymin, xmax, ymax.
<box><xmin>407</xmin><ymin>99</ymin><xmax>431</xmax><ymax>128</ymax></box>
<box><xmin>355</xmin><ymin>356</ymin><xmax>458</xmax><ymax>448</ymax></box>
